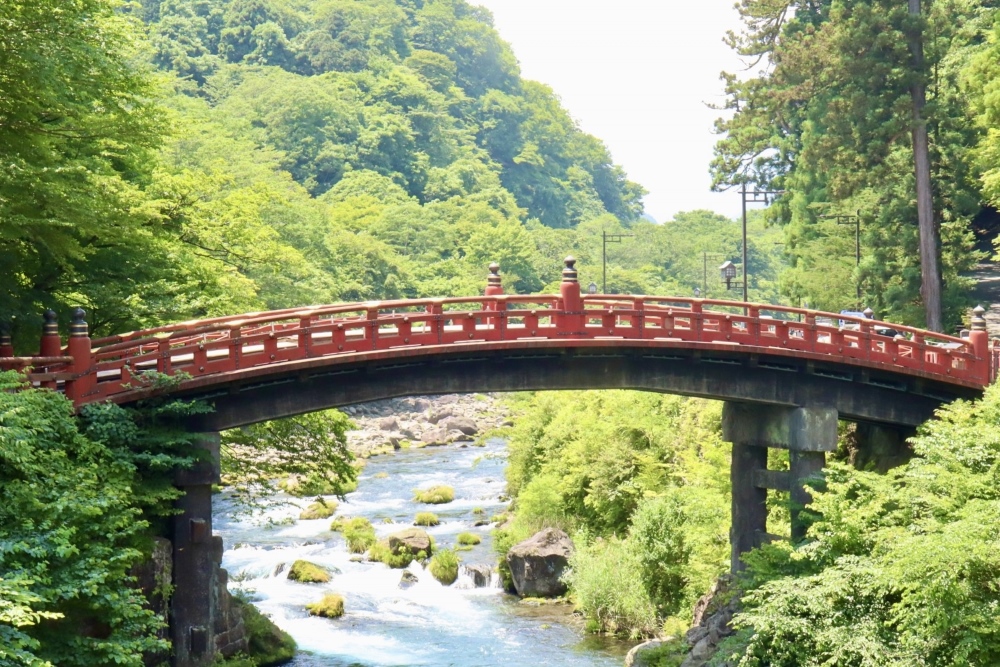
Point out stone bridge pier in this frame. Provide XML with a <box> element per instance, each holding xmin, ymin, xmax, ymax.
<box><xmin>170</xmin><ymin>433</ymin><xmax>245</xmax><ymax>667</ymax></box>
<box><xmin>724</xmin><ymin>403</ymin><xmax>908</xmax><ymax>570</ymax></box>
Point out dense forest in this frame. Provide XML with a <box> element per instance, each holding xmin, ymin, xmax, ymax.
<box><xmin>2</xmin><ymin>0</ymin><xmax>1000</xmax><ymax>665</ymax></box>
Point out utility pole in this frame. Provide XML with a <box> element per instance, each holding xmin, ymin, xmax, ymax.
<box><xmin>602</xmin><ymin>231</ymin><xmax>633</xmax><ymax>294</ymax></box>
<box><xmin>822</xmin><ymin>212</ymin><xmax>862</xmax><ymax>307</ymax></box>
<box><xmin>908</xmin><ymin>0</ymin><xmax>943</xmax><ymax>332</ymax></box>
<box><xmin>740</xmin><ymin>184</ymin><xmax>784</xmax><ymax>304</ymax></box>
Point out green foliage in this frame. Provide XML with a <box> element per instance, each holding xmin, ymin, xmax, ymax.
<box><xmin>414</xmin><ymin>512</ymin><xmax>440</xmax><ymax>526</ymax></box>
<box><xmin>717</xmin><ymin>383</ymin><xmax>1000</xmax><ymax>666</ymax></box>
<box><xmin>428</xmin><ymin>548</ymin><xmax>460</xmax><ymax>586</ymax></box>
<box><xmin>564</xmin><ymin>537</ymin><xmax>660</xmax><ymax>639</ymax></box>
<box><xmin>413</xmin><ymin>485</ymin><xmax>455</xmax><ymax>504</ymax></box>
<box><xmin>713</xmin><ymin>0</ymin><xmax>987</xmax><ymax>326</ymax></box>
<box><xmin>456</xmin><ymin>532</ymin><xmax>481</xmax><ymax>546</ymax></box>
<box><xmin>221</xmin><ymin>409</ymin><xmax>356</xmax><ymax>512</ymax></box>
<box><xmin>369</xmin><ymin>541</ymin><xmax>429</xmax><ymax>568</ymax></box>
<box><xmin>305</xmin><ymin>593</ymin><xmax>345</xmax><ymax>619</ymax></box>
<box><xmin>286</xmin><ymin>560</ymin><xmax>331</xmax><ymax>584</ymax></box>
<box><xmin>342</xmin><ymin>518</ymin><xmax>376</xmax><ymax>554</ymax></box>
<box><xmin>499</xmin><ymin>391</ymin><xmax>731</xmax><ymax>636</ymax></box>
<box><xmin>233</xmin><ymin>596</ymin><xmax>297</xmax><ymax>666</ymax></box>
<box><xmin>0</xmin><ymin>372</ymin><xmax>172</xmax><ymax>665</ymax></box>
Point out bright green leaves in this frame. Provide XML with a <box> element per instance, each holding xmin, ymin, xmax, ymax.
<box><xmin>723</xmin><ymin>384</ymin><xmax>1000</xmax><ymax>666</ymax></box>
<box><xmin>0</xmin><ymin>372</ymin><xmax>184</xmax><ymax>665</ymax></box>
<box><xmin>220</xmin><ymin>409</ymin><xmax>357</xmax><ymax>512</ymax></box>
<box><xmin>714</xmin><ymin>0</ymin><xmax>986</xmax><ymax>326</ymax></box>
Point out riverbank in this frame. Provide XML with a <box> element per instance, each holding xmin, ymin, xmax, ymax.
<box><xmin>343</xmin><ymin>394</ymin><xmax>511</xmax><ymax>458</ymax></box>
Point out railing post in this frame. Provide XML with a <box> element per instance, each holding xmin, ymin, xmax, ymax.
<box><xmin>65</xmin><ymin>308</ymin><xmax>94</xmax><ymax>404</ymax></box>
<box><xmin>483</xmin><ymin>262</ymin><xmax>504</xmax><ymax>335</ymax></box>
<box><xmin>690</xmin><ymin>300</ymin><xmax>703</xmax><ymax>341</ymax></box>
<box><xmin>970</xmin><ymin>305</ymin><xmax>990</xmax><ymax>384</ymax></box>
<box><xmin>558</xmin><ymin>256</ymin><xmax>583</xmax><ymax>336</ymax></box>
<box><xmin>748</xmin><ymin>306</ymin><xmax>760</xmax><ymax>345</ymax></box>
<box><xmin>38</xmin><ymin>309</ymin><xmax>61</xmax><ymax>388</ymax></box>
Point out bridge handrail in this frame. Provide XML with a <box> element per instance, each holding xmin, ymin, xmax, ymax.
<box><xmin>2</xmin><ymin>291</ymin><xmax>991</xmax><ymax>407</ymax></box>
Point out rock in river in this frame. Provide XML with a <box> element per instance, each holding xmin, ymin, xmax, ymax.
<box><xmin>505</xmin><ymin>528</ymin><xmax>573</xmax><ymax>598</ymax></box>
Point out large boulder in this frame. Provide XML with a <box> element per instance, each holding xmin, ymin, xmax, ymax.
<box><xmin>443</xmin><ymin>417</ymin><xmax>478</xmax><ymax>436</ymax></box>
<box><xmin>505</xmin><ymin>528</ymin><xmax>573</xmax><ymax>598</ymax></box>
<box><xmin>388</xmin><ymin>528</ymin><xmax>433</xmax><ymax>558</ymax></box>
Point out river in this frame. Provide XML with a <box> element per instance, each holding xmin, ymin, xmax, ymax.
<box><xmin>214</xmin><ymin>436</ymin><xmax>631</xmax><ymax>666</ymax></box>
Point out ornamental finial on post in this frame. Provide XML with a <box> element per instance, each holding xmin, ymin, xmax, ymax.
<box><xmin>562</xmin><ymin>256</ymin><xmax>578</xmax><ymax>283</ymax></box>
<box><xmin>972</xmin><ymin>305</ymin><xmax>987</xmax><ymax>332</ymax></box>
<box><xmin>70</xmin><ymin>308</ymin><xmax>89</xmax><ymax>338</ymax></box>
<box><xmin>485</xmin><ymin>262</ymin><xmax>503</xmax><ymax>298</ymax></box>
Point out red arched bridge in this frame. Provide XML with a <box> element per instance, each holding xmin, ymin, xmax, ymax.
<box><xmin>1</xmin><ymin>259</ymin><xmax>994</xmax><ymax>431</ymax></box>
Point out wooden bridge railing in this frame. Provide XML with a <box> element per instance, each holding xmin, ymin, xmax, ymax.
<box><xmin>0</xmin><ymin>259</ymin><xmax>993</xmax><ymax>407</ymax></box>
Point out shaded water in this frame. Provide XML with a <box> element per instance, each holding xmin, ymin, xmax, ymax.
<box><xmin>215</xmin><ymin>438</ymin><xmax>630</xmax><ymax>667</ymax></box>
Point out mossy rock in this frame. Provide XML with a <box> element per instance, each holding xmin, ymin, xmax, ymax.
<box><xmin>471</xmin><ymin>507</ymin><xmax>485</xmax><ymax>515</ymax></box>
<box><xmin>413</xmin><ymin>485</ymin><xmax>455</xmax><ymax>504</ymax></box>
<box><xmin>306</xmin><ymin>593</ymin><xmax>345</xmax><ymax>619</ymax></box>
<box><xmin>374</xmin><ymin>471</ymin><xmax>389</xmax><ymax>479</ymax></box>
<box><xmin>414</xmin><ymin>512</ymin><xmax>440</xmax><ymax>526</ymax></box>
<box><xmin>429</xmin><ymin>548</ymin><xmax>460</xmax><ymax>586</ymax></box>
<box><xmin>287</xmin><ymin>560</ymin><xmax>331</xmax><ymax>584</ymax></box>
<box><xmin>299</xmin><ymin>498</ymin><xmax>337</xmax><ymax>520</ymax></box>
<box><xmin>456</xmin><ymin>532</ymin><xmax>481</xmax><ymax>546</ymax></box>
<box><xmin>232</xmin><ymin>596</ymin><xmax>297</xmax><ymax>666</ymax></box>
<box><xmin>370</xmin><ymin>540</ymin><xmax>428</xmax><ymax>568</ymax></box>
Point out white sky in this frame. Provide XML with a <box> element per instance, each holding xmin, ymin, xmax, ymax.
<box><xmin>473</xmin><ymin>0</ymin><xmax>745</xmax><ymax>222</ymax></box>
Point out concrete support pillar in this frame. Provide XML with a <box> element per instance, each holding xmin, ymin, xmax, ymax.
<box><xmin>729</xmin><ymin>442</ymin><xmax>768</xmax><ymax>572</ymax></box>
<box><xmin>853</xmin><ymin>422</ymin><xmax>913</xmax><ymax>473</ymax></box>
<box><xmin>172</xmin><ymin>433</ymin><xmax>221</xmax><ymax>667</ymax></box>
<box><xmin>789</xmin><ymin>450</ymin><xmax>825</xmax><ymax>541</ymax></box>
<box><xmin>723</xmin><ymin>403</ymin><xmax>838</xmax><ymax>570</ymax></box>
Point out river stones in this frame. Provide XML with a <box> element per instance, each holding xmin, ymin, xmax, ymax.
<box><xmin>299</xmin><ymin>498</ymin><xmax>337</xmax><ymax>520</ymax></box>
<box><xmin>505</xmin><ymin>528</ymin><xmax>573</xmax><ymax>598</ymax></box>
<box><xmin>398</xmin><ymin>570</ymin><xmax>419</xmax><ymax>589</ymax></box>
<box><xmin>388</xmin><ymin>528</ymin><xmax>433</xmax><ymax>558</ymax></box>
<box><xmin>306</xmin><ymin>593</ymin><xmax>345</xmax><ymax>618</ymax></box>
<box><xmin>463</xmin><ymin>564</ymin><xmax>494</xmax><ymax>588</ymax></box>
<box><xmin>443</xmin><ymin>417</ymin><xmax>478</xmax><ymax>435</ymax></box>
<box><xmin>287</xmin><ymin>560</ymin><xmax>331</xmax><ymax>584</ymax></box>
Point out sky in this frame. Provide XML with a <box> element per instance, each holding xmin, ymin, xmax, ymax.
<box><xmin>472</xmin><ymin>1</ymin><xmax>746</xmax><ymax>223</ymax></box>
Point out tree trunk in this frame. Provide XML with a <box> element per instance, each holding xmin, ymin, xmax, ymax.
<box><xmin>908</xmin><ymin>0</ymin><xmax>943</xmax><ymax>332</ymax></box>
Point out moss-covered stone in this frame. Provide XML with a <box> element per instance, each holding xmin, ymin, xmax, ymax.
<box><xmin>231</xmin><ymin>596</ymin><xmax>297</xmax><ymax>666</ymax></box>
<box><xmin>413</xmin><ymin>485</ymin><xmax>455</xmax><ymax>504</ymax></box>
<box><xmin>456</xmin><ymin>532</ymin><xmax>481</xmax><ymax>546</ymax></box>
<box><xmin>305</xmin><ymin>593</ymin><xmax>345</xmax><ymax>619</ymax></box>
<box><xmin>287</xmin><ymin>560</ymin><xmax>331</xmax><ymax>584</ymax></box>
<box><xmin>299</xmin><ymin>497</ymin><xmax>337</xmax><ymax>520</ymax></box>
<box><xmin>414</xmin><ymin>512</ymin><xmax>440</xmax><ymax>526</ymax></box>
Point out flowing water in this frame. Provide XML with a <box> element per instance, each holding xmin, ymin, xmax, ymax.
<box><xmin>214</xmin><ymin>437</ymin><xmax>631</xmax><ymax>667</ymax></box>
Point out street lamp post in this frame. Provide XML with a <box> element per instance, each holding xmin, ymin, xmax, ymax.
<box><xmin>602</xmin><ymin>231</ymin><xmax>633</xmax><ymax>294</ymax></box>
<box><xmin>821</xmin><ymin>211</ymin><xmax>862</xmax><ymax>306</ymax></box>
<box><xmin>740</xmin><ymin>184</ymin><xmax>784</xmax><ymax>304</ymax></box>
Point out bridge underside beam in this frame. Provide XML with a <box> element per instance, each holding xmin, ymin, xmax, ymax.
<box><xmin>179</xmin><ymin>348</ymin><xmax>961</xmax><ymax>433</ymax></box>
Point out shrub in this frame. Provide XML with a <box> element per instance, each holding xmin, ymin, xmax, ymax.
<box><xmin>629</xmin><ymin>495</ymin><xmax>690</xmax><ymax>617</ymax></box>
<box><xmin>305</xmin><ymin>593</ymin><xmax>345</xmax><ymax>618</ymax></box>
<box><xmin>414</xmin><ymin>485</ymin><xmax>455</xmax><ymax>504</ymax></box>
<box><xmin>299</xmin><ymin>497</ymin><xmax>337</xmax><ymax>520</ymax></box>
<box><xmin>342</xmin><ymin>518</ymin><xmax>376</xmax><ymax>553</ymax></box>
<box><xmin>287</xmin><ymin>560</ymin><xmax>331</xmax><ymax>583</ymax></box>
<box><xmin>457</xmin><ymin>532</ymin><xmax>481</xmax><ymax>545</ymax></box>
<box><xmin>414</xmin><ymin>512</ymin><xmax>440</xmax><ymax>526</ymax></box>
<box><xmin>564</xmin><ymin>537</ymin><xmax>659</xmax><ymax>639</ymax></box>
<box><xmin>429</xmin><ymin>548</ymin><xmax>460</xmax><ymax>585</ymax></box>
